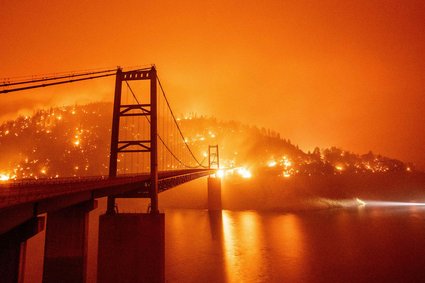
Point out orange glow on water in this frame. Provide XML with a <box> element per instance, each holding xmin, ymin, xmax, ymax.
<box><xmin>271</xmin><ymin>214</ymin><xmax>306</xmax><ymax>281</ymax></box>
<box><xmin>221</xmin><ymin>211</ymin><xmax>309</xmax><ymax>282</ymax></box>
<box><xmin>222</xmin><ymin>211</ymin><xmax>263</xmax><ymax>282</ymax></box>
<box><xmin>222</xmin><ymin>211</ymin><xmax>236</xmax><ymax>282</ymax></box>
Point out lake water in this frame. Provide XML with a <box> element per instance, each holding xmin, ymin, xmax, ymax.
<box><xmin>22</xmin><ymin>202</ymin><xmax>425</xmax><ymax>282</ymax></box>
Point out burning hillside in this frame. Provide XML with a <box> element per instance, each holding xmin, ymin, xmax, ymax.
<box><xmin>0</xmin><ymin>103</ymin><xmax>413</xmax><ymax>181</ymax></box>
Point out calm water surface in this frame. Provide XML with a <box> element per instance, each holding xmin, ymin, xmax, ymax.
<box><xmin>24</xmin><ymin>205</ymin><xmax>425</xmax><ymax>282</ymax></box>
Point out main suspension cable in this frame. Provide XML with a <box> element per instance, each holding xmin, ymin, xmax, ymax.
<box><xmin>0</xmin><ymin>66</ymin><xmax>153</xmax><ymax>94</ymax></box>
<box><xmin>0</xmin><ymin>72</ymin><xmax>116</xmax><ymax>94</ymax></box>
<box><xmin>156</xmin><ymin>75</ymin><xmax>207</xmax><ymax>168</ymax></box>
<box><xmin>125</xmin><ymin>81</ymin><xmax>204</xmax><ymax>169</ymax></box>
<box><xmin>0</xmin><ymin>68</ymin><xmax>118</xmax><ymax>87</ymax></box>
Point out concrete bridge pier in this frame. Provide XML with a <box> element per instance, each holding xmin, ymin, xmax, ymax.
<box><xmin>42</xmin><ymin>200</ymin><xmax>96</xmax><ymax>283</ymax></box>
<box><xmin>97</xmin><ymin>213</ymin><xmax>165</xmax><ymax>283</ymax></box>
<box><xmin>0</xmin><ymin>217</ymin><xmax>45</xmax><ymax>283</ymax></box>
<box><xmin>208</xmin><ymin>177</ymin><xmax>222</xmax><ymax>211</ymax></box>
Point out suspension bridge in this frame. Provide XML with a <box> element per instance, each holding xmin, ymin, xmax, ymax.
<box><xmin>0</xmin><ymin>66</ymin><xmax>222</xmax><ymax>283</ymax></box>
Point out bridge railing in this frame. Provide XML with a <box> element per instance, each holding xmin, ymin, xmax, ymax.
<box><xmin>0</xmin><ymin>168</ymin><xmax>213</xmax><ymax>189</ymax></box>
<box><xmin>0</xmin><ymin>169</ymin><xmax>215</xmax><ymax>210</ymax></box>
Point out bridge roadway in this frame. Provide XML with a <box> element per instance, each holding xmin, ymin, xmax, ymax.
<box><xmin>0</xmin><ymin>168</ymin><xmax>214</xmax><ymax>234</ymax></box>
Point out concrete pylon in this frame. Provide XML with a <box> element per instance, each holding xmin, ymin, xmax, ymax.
<box><xmin>42</xmin><ymin>200</ymin><xmax>96</xmax><ymax>283</ymax></box>
<box><xmin>0</xmin><ymin>217</ymin><xmax>45</xmax><ymax>283</ymax></box>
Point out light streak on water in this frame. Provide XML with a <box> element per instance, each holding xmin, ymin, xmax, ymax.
<box><xmin>340</xmin><ymin>198</ymin><xmax>425</xmax><ymax>208</ymax></box>
<box><xmin>361</xmin><ymin>200</ymin><xmax>425</xmax><ymax>207</ymax></box>
<box><xmin>321</xmin><ymin>198</ymin><xmax>425</xmax><ymax>209</ymax></box>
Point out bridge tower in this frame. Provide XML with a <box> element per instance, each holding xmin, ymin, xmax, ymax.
<box><xmin>208</xmin><ymin>145</ymin><xmax>219</xmax><ymax>169</ymax></box>
<box><xmin>107</xmin><ymin>66</ymin><xmax>159</xmax><ymax>214</ymax></box>
<box><xmin>100</xmin><ymin>66</ymin><xmax>165</xmax><ymax>283</ymax></box>
<box><xmin>208</xmin><ymin>145</ymin><xmax>222</xmax><ymax>211</ymax></box>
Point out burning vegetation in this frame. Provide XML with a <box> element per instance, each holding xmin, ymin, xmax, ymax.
<box><xmin>0</xmin><ymin>103</ymin><xmax>414</xmax><ymax>181</ymax></box>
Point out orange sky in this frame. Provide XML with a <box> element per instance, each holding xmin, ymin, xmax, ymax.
<box><xmin>1</xmin><ymin>0</ymin><xmax>425</xmax><ymax>168</ymax></box>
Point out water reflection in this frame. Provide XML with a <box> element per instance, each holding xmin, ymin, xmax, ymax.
<box><xmin>208</xmin><ymin>211</ymin><xmax>223</xmax><ymax>241</ymax></box>
<box><xmin>269</xmin><ymin>214</ymin><xmax>306</xmax><ymax>282</ymax></box>
<box><xmin>15</xmin><ymin>206</ymin><xmax>425</xmax><ymax>282</ymax></box>
<box><xmin>222</xmin><ymin>211</ymin><xmax>237</xmax><ymax>282</ymax></box>
<box><xmin>165</xmin><ymin>210</ymin><xmax>227</xmax><ymax>282</ymax></box>
<box><xmin>222</xmin><ymin>211</ymin><xmax>265</xmax><ymax>282</ymax></box>
<box><xmin>222</xmin><ymin>211</ymin><xmax>309</xmax><ymax>282</ymax></box>
<box><xmin>298</xmin><ymin>207</ymin><xmax>425</xmax><ymax>282</ymax></box>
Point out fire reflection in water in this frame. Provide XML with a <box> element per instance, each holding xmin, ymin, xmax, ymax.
<box><xmin>222</xmin><ymin>210</ymin><xmax>263</xmax><ymax>282</ymax></box>
<box><xmin>222</xmin><ymin>211</ymin><xmax>307</xmax><ymax>282</ymax></box>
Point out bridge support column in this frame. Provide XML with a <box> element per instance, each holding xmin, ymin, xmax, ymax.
<box><xmin>208</xmin><ymin>177</ymin><xmax>222</xmax><ymax>211</ymax></box>
<box><xmin>97</xmin><ymin>213</ymin><xmax>165</xmax><ymax>283</ymax></box>
<box><xmin>0</xmin><ymin>217</ymin><xmax>45</xmax><ymax>283</ymax></box>
<box><xmin>42</xmin><ymin>200</ymin><xmax>96</xmax><ymax>283</ymax></box>
<box><xmin>106</xmin><ymin>196</ymin><xmax>116</xmax><ymax>214</ymax></box>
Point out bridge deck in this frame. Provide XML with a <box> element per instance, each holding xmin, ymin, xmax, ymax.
<box><xmin>0</xmin><ymin>169</ymin><xmax>213</xmax><ymax>210</ymax></box>
<box><xmin>0</xmin><ymin>169</ymin><xmax>214</xmax><ymax>234</ymax></box>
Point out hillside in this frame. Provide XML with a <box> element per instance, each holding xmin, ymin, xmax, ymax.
<box><xmin>0</xmin><ymin>102</ymin><xmax>413</xmax><ymax>180</ymax></box>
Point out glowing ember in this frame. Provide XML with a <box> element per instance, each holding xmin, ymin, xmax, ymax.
<box><xmin>267</xmin><ymin>160</ymin><xmax>277</xmax><ymax>167</ymax></box>
<box><xmin>282</xmin><ymin>158</ymin><xmax>292</xmax><ymax>168</ymax></box>
<box><xmin>237</xmin><ymin>167</ymin><xmax>252</xmax><ymax>179</ymax></box>
<box><xmin>0</xmin><ymin>174</ymin><xmax>10</xmax><ymax>181</ymax></box>
<box><xmin>335</xmin><ymin>165</ymin><xmax>344</xmax><ymax>171</ymax></box>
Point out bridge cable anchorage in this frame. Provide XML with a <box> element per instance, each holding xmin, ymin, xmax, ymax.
<box><xmin>124</xmin><ymin>79</ymin><xmax>207</xmax><ymax>169</ymax></box>
<box><xmin>156</xmin><ymin>75</ymin><xmax>208</xmax><ymax>168</ymax></box>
